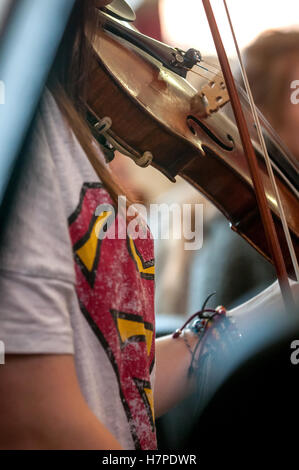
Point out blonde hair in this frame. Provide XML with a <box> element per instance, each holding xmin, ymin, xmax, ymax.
<box><xmin>243</xmin><ymin>29</ymin><xmax>299</xmax><ymax>130</ymax></box>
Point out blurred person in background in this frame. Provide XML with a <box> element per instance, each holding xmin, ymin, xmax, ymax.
<box><xmin>243</xmin><ymin>29</ymin><xmax>299</xmax><ymax>163</ymax></box>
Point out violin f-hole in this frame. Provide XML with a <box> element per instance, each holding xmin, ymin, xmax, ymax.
<box><xmin>187</xmin><ymin>116</ymin><xmax>235</xmax><ymax>152</ymax></box>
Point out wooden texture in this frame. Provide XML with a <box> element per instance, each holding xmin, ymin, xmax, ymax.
<box><xmin>87</xmin><ymin>25</ymin><xmax>299</xmax><ymax>280</ymax></box>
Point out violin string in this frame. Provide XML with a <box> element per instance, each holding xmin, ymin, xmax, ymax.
<box><xmin>187</xmin><ymin>64</ymin><xmax>240</xmax><ymax>90</ymax></box>
<box><xmin>186</xmin><ymin>63</ymin><xmax>225</xmax><ymax>81</ymax></box>
<box><xmin>223</xmin><ymin>0</ymin><xmax>299</xmax><ymax>280</ymax></box>
<box><xmin>201</xmin><ymin>58</ymin><xmax>223</xmax><ymax>72</ymax></box>
<box><xmin>187</xmin><ymin>59</ymin><xmax>240</xmax><ymax>84</ymax></box>
<box><xmin>200</xmin><ymin>60</ymin><xmax>222</xmax><ymax>72</ymax></box>
<box><xmin>195</xmin><ymin>63</ymin><xmax>210</xmax><ymax>73</ymax></box>
<box><xmin>195</xmin><ymin>64</ymin><xmax>224</xmax><ymax>79</ymax></box>
<box><xmin>200</xmin><ymin>60</ymin><xmax>242</xmax><ymax>84</ymax></box>
<box><xmin>187</xmin><ymin>68</ymin><xmax>214</xmax><ymax>81</ymax></box>
<box><xmin>201</xmin><ymin>57</ymin><xmax>246</xmax><ymax>88</ymax></box>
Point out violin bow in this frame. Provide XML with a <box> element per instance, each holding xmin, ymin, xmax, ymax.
<box><xmin>202</xmin><ymin>0</ymin><xmax>296</xmax><ymax>312</ymax></box>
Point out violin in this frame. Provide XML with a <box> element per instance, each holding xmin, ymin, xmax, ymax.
<box><xmin>85</xmin><ymin>4</ymin><xmax>299</xmax><ymax>286</ymax></box>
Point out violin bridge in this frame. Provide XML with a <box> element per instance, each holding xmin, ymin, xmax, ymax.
<box><xmin>191</xmin><ymin>75</ymin><xmax>230</xmax><ymax>116</ymax></box>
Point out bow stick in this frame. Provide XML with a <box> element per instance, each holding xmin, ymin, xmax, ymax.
<box><xmin>202</xmin><ymin>0</ymin><xmax>295</xmax><ymax>312</ymax></box>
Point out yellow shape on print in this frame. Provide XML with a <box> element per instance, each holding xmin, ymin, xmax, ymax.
<box><xmin>117</xmin><ymin>318</ymin><xmax>153</xmax><ymax>356</ymax></box>
<box><xmin>76</xmin><ymin>211</ymin><xmax>112</xmax><ymax>272</ymax></box>
<box><xmin>144</xmin><ymin>328</ymin><xmax>153</xmax><ymax>356</ymax></box>
<box><xmin>128</xmin><ymin>237</ymin><xmax>155</xmax><ymax>276</ymax></box>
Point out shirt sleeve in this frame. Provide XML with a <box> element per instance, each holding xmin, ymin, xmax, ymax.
<box><xmin>0</xmin><ymin>106</ymin><xmax>77</xmax><ymax>354</ymax></box>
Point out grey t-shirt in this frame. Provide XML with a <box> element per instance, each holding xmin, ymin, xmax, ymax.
<box><xmin>0</xmin><ymin>90</ymin><xmax>156</xmax><ymax>450</ymax></box>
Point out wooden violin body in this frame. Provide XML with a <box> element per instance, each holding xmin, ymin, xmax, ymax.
<box><xmin>87</xmin><ymin>13</ymin><xmax>299</xmax><ymax>279</ymax></box>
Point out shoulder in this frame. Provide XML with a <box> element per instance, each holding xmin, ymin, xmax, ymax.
<box><xmin>35</xmin><ymin>88</ymin><xmax>106</xmax><ymax>181</ymax></box>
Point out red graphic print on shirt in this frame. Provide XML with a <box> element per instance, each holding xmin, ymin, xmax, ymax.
<box><xmin>68</xmin><ymin>183</ymin><xmax>156</xmax><ymax>450</ymax></box>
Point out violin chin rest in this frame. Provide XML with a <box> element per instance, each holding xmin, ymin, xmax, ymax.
<box><xmin>100</xmin><ymin>0</ymin><xmax>136</xmax><ymax>23</ymax></box>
